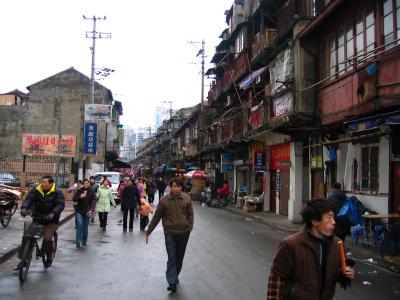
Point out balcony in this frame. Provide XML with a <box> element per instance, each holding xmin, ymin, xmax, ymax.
<box><xmin>249</xmin><ymin>105</ymin><xmax>265</xmax><ymax>130</ymax></box>
<box><xmin>251</xmin><ymin>29</ymin><xmax>277</xmax><ymax>61</ymax></box>
<box><xmin>208</xmin><ymin>52</ymin><xmax>249</xmax><ymax>104</ymax></box>
<box><xmin>276</xmin><ymin>0</ymin><xmax>315</xmax><ymax>38</ymax></box>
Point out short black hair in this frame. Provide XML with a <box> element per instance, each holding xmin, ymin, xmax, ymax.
<box><xmin>41</xmin><ymin>175</ymin><xmax>54</xmax><ymax>184</ymax></box>
<box><xmin>169</xmin><ymin>177</ymin><xmax>184</xmax><ymax>187</ymax></box>
<box><xmin>89</xmin><ymin>176</ymin><xmax>95</xmax><ymax>180</ymax></box>
<box><xmin>301</xmin><ymin>199</ymin><xmax>333</xmax><ymax>229</ymax></box>
<box><xmin>332</xmin><ymin>182</ymin><xmax>341</xmax><ymax>190</ymax></box>
<box><xmin>83</xmin><ymin>179</ymin><xmax>90</xmax><ymax>184</ymax></box>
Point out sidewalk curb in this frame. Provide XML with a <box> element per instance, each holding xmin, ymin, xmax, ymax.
<box><xmin>0</xmin><ymin>212</ymin><xmax>75</xmax><ymax>265</ymax></box>
<box><xmin>223</xmin><ymin>205</ymin><xmax>300</xmax><ymax>234</ymax></box>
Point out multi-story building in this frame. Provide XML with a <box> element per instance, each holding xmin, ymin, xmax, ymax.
<box><xmin>299</xmin><ymin>0</ymin><xmax>400</xmax><ymax>214</ymax></box>
<box><xmin>201</xmin><ymin>0</ymin><xmax>331</xmax><ymax>222</ymax></box>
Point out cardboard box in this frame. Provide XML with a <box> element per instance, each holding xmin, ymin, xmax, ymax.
<box><xmin>243</xmin><ymin>204</ymin><xmax>256</xmax><ymax>213</ymax></box>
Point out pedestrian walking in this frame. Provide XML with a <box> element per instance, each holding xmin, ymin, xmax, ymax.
<box><xmin>121</xmin><ymin>178</ymin><xmax>140</xmax><ymax>232</ymax></box>
<box><xmin>73</xmin><ymin>179</ymin><xmax>96</xmax><ymax>248</ymax></box>
<box><xmin>96</xmin><ymin>179</ymin><xmax>116</xmax><ymax>231</ymax></box>
<box><xmin>147</xmin><ymin>178</ymin><xmax>156</xmax><ymax>205</ymax></box>
<box><xmin>139</xmin><ymin>198</ymin><xmax>154</xmax><ymax>231</ymax></box>
<box><xmin>156</xmin><ymin>177</ymin><xmax>166</xmax><ymax>201</ymax></box>
<box><xmin>327</xmin><ymin>182</ymin><xmax>350</xmax><ymax>242</ymax></box>
<box><xmin>89</xmin><ymin>176</ymin><xmax>99</xmax><ymax>224</ymax></box>
<box><xmin>145</xmin><ymin>177</ymin><xmax>194</xmax><ymax>293</ymax></box>
<box><xmin>267</xmin><ymin>199</ymin><xmax>355</xmax><ymax>300</ymax></box>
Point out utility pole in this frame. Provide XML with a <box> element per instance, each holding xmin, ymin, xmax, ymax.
<box><xmin>81</xmin><ymin>15</ymin><xmax>111</xmax><ymax>178</ymax></box>
<box><xmin>189</xmin><ymin>39</ymin><xmax>206</xmax><ymax>111</ymax></box>
<box><xmin>83</xmin><ymin>15</ymin><xmax>111</xmax><ymax>104</ymax></box>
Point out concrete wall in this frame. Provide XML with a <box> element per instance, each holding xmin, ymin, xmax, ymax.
<box><xmin>0</xmin><ymin>106</ymin><xmax>29</xmax><ymax>157</ymax></box>
<box><xmin>333</xmin><ymin>136</ymin><xmax>390</xmax><ymax>214</ymax></box>
<box><xmin>0</xmin><ymin>68</ymin><xmax>115</xmax><ymax>166</ymax></box>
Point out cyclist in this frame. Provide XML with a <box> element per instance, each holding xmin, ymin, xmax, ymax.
<box><xmin>17</xmin><ymin>175</ymin><xmax>65</xmax><ymax>268</ymax></box>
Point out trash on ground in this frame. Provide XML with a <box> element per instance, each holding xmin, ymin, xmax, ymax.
<box><xmin>245</xmin><ymin>217</ymin><xmax>254</xmax><ymax>221</ymax></box>
<box><xmin>363</xmin><ymin>281</ymin><xmax>372</xmax><ymax>285</ymax></box>
<box><xmin>367</xmin><ymin>271</ymin><xmax>378</xmax><ymax>274</ymax></box>
<box><xmin>346</xmin><ymin>252</ymin><xmax>352</xmax><ymax>256</ymax></box>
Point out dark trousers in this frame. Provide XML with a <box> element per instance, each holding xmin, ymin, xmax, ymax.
<box><xmin>140</xmin><ymin>215</ymin><xmax>149</xmax><ymax>230</ymax></box>
<box><xmin>164</xmin><ymin>231</ymin><xmax>190</xmax><ymax>285</ymax></box>
<box><xmin>148</xmin><ymin>194</ymin><xmax>155</xmax><ymax>204</ymax></box>
<box><xmin>159</xmin><ymin>191</ymin><xmax>164</xmax><ymax>201</ymax></box>
<box><xmin>122</xmin><ymin>207</ymin><xmax>135</xmax><ymax>230</ymax></box>
<box><xmin>98</xmin><ymin>212</ymin><xmax>108</xmax><ymax>229</ymax></box>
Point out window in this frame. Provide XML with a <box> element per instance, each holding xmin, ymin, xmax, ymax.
<box><xmin>361</xmin><ymin>144</ymin><xmax>379</xmax><ymax>192</ymax></box>
<box><xmin>324</xmin><ymin>10</ymin><xmax>375</xmax><ymax>80</ymax></box>
<box><xmin>235</xmin><ymin>28</ymin><xmax>246</xmax><ymax>57</ymax></box>
<box><xmin>184</xmin><ymin>127</ymin><xmax>190</xmax><ymax>145</ymax></box>
<box><xmin>383</xmin><ymin>0</ymin><xmax>400</xmax><ymax>47</ymax></box>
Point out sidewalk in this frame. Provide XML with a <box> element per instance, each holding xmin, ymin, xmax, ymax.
<box><xmin>223</xmin><ymin>204</ymin><xmax>400</xmax><ymax>274</ymax></box>
<box><xmin>0</xmin><ymin>200</ymin><xmax>75</xmax><ymax>264</ymax></box>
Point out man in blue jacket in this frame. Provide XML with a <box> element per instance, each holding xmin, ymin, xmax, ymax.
<box><xmin>19</xmin><ymin>175</ymin><xmax>65</xmax><ymax>268</ymax></box>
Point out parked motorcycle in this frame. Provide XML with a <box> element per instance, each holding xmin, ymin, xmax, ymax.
<box><xmin>200</xmin><ymin>186</ymin><xmax>212</xmax><ymax>206</ymax></box>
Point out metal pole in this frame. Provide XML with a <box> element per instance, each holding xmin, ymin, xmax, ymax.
<box><xmin>104</xmin><ymin>123</ymin><xmax>108</xmax><ymax>171</ymax></box>
<box><xmin>201</xmin><ymin>39</ymin><xmax>205</xmax><ymax>111</ymax></box>
<box><xmin>90</xmin><ymin>17</ymin><xmax>97</xmax><ymax>104</ymax></box>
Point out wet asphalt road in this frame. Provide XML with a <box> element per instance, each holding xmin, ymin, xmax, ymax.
<box><xmin>1</xmin><ymin>202</ymin><xmax>400</xmax><ymax>300</ymax></box>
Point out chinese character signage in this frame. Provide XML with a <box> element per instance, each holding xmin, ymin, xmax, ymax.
<box><xmin>83</xmin><ymin>122</ymin><xmax>97</xmax><ymax>155</ymax></box>
<box><xmin>221</xmin><ymin>154</ymin><xmax>234</xmax><ymax>173</ymax></box>
<box><xmin>22</xmin><ymin>134</ymin><xmax>76</xmax><ymax>157</ymax></box>
<box><xmin>84</xmin><ymin>104</ymin><xmax>112</xmax><ymax>123</ymax></box>
<box><xmin>270</xmin><ymin>143</ymin><xmax>290</xmax><ymax>170</ymax></box>
<box><xmin>253</xmin><ymin>150</ymin><xmax>266</xmax><ymax>171</ymax></box>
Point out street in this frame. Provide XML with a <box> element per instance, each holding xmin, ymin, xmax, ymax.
<box><xmin>0</xmin><ymin>203</ymin><xmax>400</xmax><ymax>300</ymax></box>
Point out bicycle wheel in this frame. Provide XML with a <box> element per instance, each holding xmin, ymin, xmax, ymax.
<box><xmin>0</xmin><ymin>209</ymin><xmax>12</xmax><ymax>228</ymax></box>
<box><xmin>42</xmin><ymin>231</ymin><xmax>58</xmax><ymax>266</ymax></box>
<box><xmin>11</xmin><ymin>203</ymin><xmax>18</xmax><ymax>215</ymax></box>
<box><xmin>19</xmin><ymin>241</ymin><xmax>34</xmax><ymax>284</ymax></box>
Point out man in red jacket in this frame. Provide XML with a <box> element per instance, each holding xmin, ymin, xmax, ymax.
<box><xmin>267</xmin><ymin>199</ymin><xmax>355</xmax><ymax>300</ymax></box>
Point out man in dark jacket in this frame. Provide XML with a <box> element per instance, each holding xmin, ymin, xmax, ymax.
<box><xmin>156</xmin><ymin>177</ymin><xmax>167</xmax><ymax>201</ymax></box>
<box><xmin>145</xmin><ymin>177</ymin><xmax>194</xmax><ymax>293</ymax></box>
<box><xmin>19</xmin><ymin>175</ymin><xmax>65</xmax><ymax>268</ymax></box>
<box><xmin>327</xmin><ymin>182</ymin><xmax>350</xmax><ymax>241</ymax></box>
<box><xmin>121</xmin><ymin>178</ymin><xmax>140</xmax><ymax>232</ymax></box>
<box><xmin>267</xmin><ymin>199</ymin><xmax>355</xmax><ymax>300</ymax></box>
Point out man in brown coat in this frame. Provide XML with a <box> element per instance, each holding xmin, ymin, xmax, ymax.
<box><xmin>145</xmin><ymin>177</ymin><xmax>194</xmax><ymax>293</ymax></box>
<box><xmin>267</xmin><ymin>199</ymin><xmax>355</xmax><ymax>300</ymax></box>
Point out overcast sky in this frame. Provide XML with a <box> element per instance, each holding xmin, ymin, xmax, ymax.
<box><xmin>0</xmin><ymin>0</ymin><xmax>232</xmax><ymax>128</ymax></box>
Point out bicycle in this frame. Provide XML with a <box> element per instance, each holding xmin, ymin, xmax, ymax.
<box><xmin>380</xmin><ymin>221</ymin><xmax>400</xmax><ymax>273</ymax></box>
<box><xmin>0</xmin><ymin>197</ymin><xmax>18</xmax><ymax>228</ymax></box>
<box><xmin>18</xmin><ymin>211</ymin><xmax>58</xmax><ymax>284</ymax></box>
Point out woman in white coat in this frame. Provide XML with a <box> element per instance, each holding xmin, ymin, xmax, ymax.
<box><xmin>96</xmin><ymin>179</ymin><xmax>116</xmax><ymax>231</ymax></box>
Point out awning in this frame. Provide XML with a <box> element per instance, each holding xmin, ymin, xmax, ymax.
<box><xmin>345</xmin><ymin>111</ymin><xmax>400</xmax><ymax>133</ymax></box>
<box><xmin>216</xmin><ymin>39</ymin><xmax>232</xmax><ymax>51</ymax></box>
<box><xmin>210</xmin><ymin>51</ymin><xmax>230</xmax><ymax>64</ymax></box>
<box><xmin>113</xmin><ymin>160</ymin><xmax>131</xmax><ymax>169</ymax></box>
<box><xmin>239</xmin><ymin>66</ymin><xmax>268</xmax><ymax>89</ymax></box>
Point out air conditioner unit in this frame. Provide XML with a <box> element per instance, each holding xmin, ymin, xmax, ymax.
<box><xmin>357</xmin><ymin>79</ymin><xmax>376</xmax><ymax>103</ymax></box>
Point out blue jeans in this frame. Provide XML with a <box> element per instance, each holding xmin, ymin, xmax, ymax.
<box><xmin>164</xmin><ymin>231</ymin><xmax>190</xmax><ymax>285</ymax></box>
<box><xmin>75</xmin><ymin>212</ymin><xmax>89</xmax><ymax>245</ymax></box>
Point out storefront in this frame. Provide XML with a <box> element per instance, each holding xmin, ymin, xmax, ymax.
<box><xmin>270</xmin><ymin>143</ymin><xmax>290</xmax><ymax>215</ymax></box>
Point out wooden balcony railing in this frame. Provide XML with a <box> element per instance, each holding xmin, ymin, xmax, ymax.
<box><xmin>251</xmin><ymin>29</ymin><xmax>277</xmax><ymax>61</ymax></box>
<box><xmin>208</xmin><ymin>52</ymin><xmax>249</xmax><ymax>103</ymax></box>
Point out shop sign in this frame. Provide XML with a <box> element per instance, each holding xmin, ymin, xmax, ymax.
<box><xmin>221</xmin><ymin>154</ymin><xmax>234</xmax><ymax>173</ymax></box>
<box><xmin>22</xmin><ymin>133</ymin><xmax>76</xmax><ymax>157</ymax></box>
<box><xmin>270</xmin><ymin>143</ymin><xmax>290</xmax><ymax>170</ymax></box>
<box><xmin>83</xmin><ymin>122</ymin><xmax>97</xmax><ymax>155</ymax></box>
<box><xmin>253</xmin><ymin>149</ymin><xmax>266</xmax><ymax>171</ymax></box>
<box><xmin>84</xmin><ymin>104</ymin><xmax>112</xmax><ymax>123</ymax></box>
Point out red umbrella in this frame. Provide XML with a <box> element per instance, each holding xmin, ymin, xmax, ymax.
<box><xmin>192</xmin><ymin>169</ymin><xmax>206</xmax><ymax>179</ymax></box>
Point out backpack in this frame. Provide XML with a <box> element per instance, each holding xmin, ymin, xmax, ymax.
<box><xmin>337</xmin><ymin>197</ymin><xmax>363</xmax><ymax>226</ymax></box>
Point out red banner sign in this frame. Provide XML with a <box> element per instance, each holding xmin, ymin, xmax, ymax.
<box><xmin>22</xmin><ymin>134</ymin><xmax>76</xmax><ymax>157</ymax></box>
<box><xmin>270</xmin><ymin>143</ymin><xmax>290</xmax><ymax>170</ymax></box>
